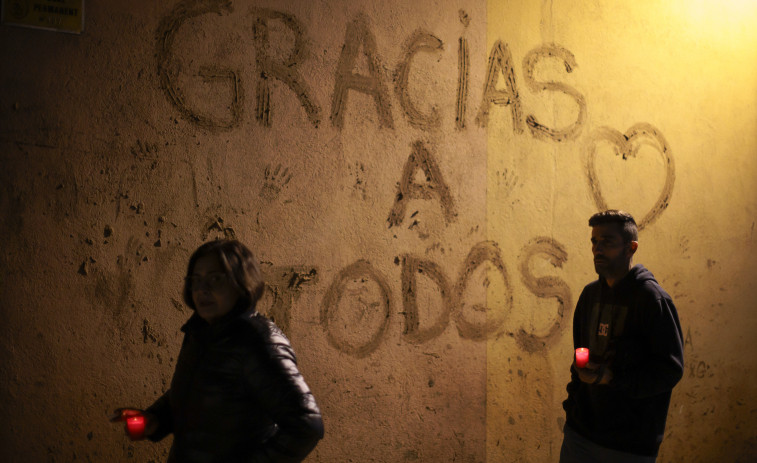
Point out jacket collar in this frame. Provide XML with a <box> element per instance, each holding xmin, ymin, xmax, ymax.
<box><xmin>181</xmin><ymin>300</ymin><xmax>258</xmax><ymax>337</ymax></box>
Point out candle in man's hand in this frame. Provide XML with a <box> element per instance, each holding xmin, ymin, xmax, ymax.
<box><xmin>575</xmin><ymin>348</ymin><xmax>589</xmax><ymax>368</ymax></box>
<box><xmin>126</xmin><ymin>415</ymin><xmax>145</xmax><ymax>440</ymax></box>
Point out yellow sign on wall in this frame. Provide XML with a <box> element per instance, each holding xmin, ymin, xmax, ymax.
<box><xmin>1</xmin><ymin>0</ymin><xmax>84</xmax><ymax>34</ymax></box>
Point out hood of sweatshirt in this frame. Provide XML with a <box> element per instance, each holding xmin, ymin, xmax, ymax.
<box><xmin>604</xmin><ymin>264</ymin><xmax>657</xmax><ymax>291</ymax></box>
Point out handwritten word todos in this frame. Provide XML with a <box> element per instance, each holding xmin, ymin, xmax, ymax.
<box><xmin>156</xmin><ymin>2</ymin><xmax>585</xmax><ymax>140</ymax></box>
<box><xmin>315</xmin><ymin>238</ymin><xmax>571</xmax><ymax>358</ymax></box>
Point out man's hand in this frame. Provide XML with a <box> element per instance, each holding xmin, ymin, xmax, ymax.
<box><xmin>575</xmin><ymin>361</ymin><xmax>613</xmax><ymax>385</ymax></box>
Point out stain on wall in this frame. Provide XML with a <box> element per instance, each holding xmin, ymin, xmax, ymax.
<box><xmin>0</xmin><ymin>0</ymin><xmax>756</xmax><ymax>462</ymax></box>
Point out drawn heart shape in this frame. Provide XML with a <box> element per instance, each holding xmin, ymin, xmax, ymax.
<box><xmin>586</xmin><ymin>123</ymin><xmax>675</xmax><ymax>231</ymax></box>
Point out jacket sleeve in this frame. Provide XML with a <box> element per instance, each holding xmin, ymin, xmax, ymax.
<box><xmin>244</xmin><ymin>328</ymin><xmax>324</xmax><ymax>463</ymax></box>
<box><xmin>145</xmin><ymin>391</ymin><xmax>174</xmax><ymax>442</ymax></box>
<box><xmin>612</xmin><ymin>293</ymin><xmax>684</xmax><ymax>398</ymax></box>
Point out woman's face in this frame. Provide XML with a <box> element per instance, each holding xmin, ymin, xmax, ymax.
<box><xmin>189</xmin><ymin>253</ymin><xmax>241</xmax><ymax>324</ymax></box>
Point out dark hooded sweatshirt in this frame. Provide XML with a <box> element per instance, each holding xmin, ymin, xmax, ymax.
<box><xmin>563</xmin><ymin>264</ymin><xmax>684</xmax><ymax>457</ymax></box>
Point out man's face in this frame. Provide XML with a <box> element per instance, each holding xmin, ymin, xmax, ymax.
<box><xmin>591</xmin><ymin>223</ymin><xmax>635</xmax><ymax>281</ymax></box>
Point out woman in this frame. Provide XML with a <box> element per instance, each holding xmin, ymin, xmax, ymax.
<box><xmin>111</xmin><ymin>240</ymin><xmax>324</xmax><ymax>462</ymax></box>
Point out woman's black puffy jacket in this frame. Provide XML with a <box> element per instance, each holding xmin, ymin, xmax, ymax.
<box><xmin>146</xmin><ymin>304</ymin><xmax>324</xmax><ymax>463</ymax></box>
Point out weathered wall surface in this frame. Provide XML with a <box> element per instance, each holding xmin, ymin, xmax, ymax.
<box><xmin>0</xmin><ymin>0</ymin><xmax>755</xmax><ymax>462</ymax></box>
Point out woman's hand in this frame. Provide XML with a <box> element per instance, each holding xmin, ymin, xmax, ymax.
<box><xmin>109</xmin><ymin>408</ymin><xmax>158</xmax><ymax>440</ymax></box>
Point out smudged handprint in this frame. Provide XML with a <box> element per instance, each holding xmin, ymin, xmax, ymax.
<box><xmin>259</xmin><ymin>163</ymin><xmax>293</xmax><ymax>202</ymax></box>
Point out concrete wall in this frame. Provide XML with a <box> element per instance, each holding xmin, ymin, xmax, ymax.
<box><xmin>0</xmin><ymin>0</ymin><xmax>755</xmax><ymax>461</ymax></box>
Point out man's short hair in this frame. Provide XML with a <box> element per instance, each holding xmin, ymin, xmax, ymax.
<box><xmin>589</xmin><ymin>210</ymin><xmax>638</xmax><ymax>243</ymax></box>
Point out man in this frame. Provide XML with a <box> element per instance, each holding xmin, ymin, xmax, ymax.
<box><xmin>560</xmin><ymin>210</ymin><xmax>684</xmax><ymax>462</ymax></box>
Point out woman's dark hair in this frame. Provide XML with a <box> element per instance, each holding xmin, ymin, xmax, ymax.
<box><xmin>588</xmin><ymin>209</ymin><xmax>638</xmax><ymax>243</ymax></box>
<box><xmin>182</xmin><ymin>240</ymin><xmax>265</xmax><ymax>310</ymax></box>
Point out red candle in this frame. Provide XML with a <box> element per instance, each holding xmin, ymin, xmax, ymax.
<box><xmin>126</xmin><ymin>415</ymin><xmax>145</xmax><ymax>440</ymax></box>
<box><xmin>575</xmin><ymin>347</ymin><xmax>589</xmax><ymax>368</ymax></box>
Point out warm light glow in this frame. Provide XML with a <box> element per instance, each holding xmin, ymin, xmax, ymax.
<box><xmin>683</xmin><ymin>0</ymin><xmax>757</xmax><ymax>48</ymax></box>
<box><xmin>687</xmin><ymin>0</ymin><xmax>757</xmax><ymax>21</ymax></box>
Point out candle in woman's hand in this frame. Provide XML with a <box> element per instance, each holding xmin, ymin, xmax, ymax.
<box><xmin>575</xmin><ymin>348</ymin><xmax>589</xmax><ymax>368</ymax></box>
<box><xmin>126</xmin><ymin>415</ymin><xmax>145</xmax><ymax>440</ymax></box>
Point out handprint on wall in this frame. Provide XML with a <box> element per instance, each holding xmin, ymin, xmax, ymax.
<box><xmin>259</xmin><ymin>163</ymin><xmax>293</xmax><ymax>202</ymax></box>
